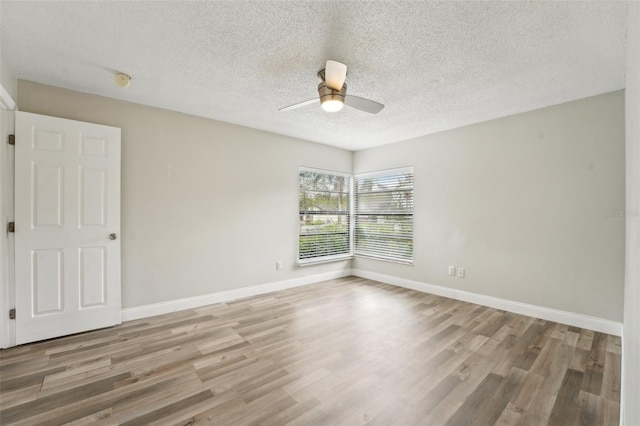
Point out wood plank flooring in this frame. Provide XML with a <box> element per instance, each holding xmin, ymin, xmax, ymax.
<box><xmin>0</xmin><ymin>276</ymin><xmax>621</xmax><ymax>425</ymax></box>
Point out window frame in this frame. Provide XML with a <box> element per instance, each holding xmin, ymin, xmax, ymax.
<box><xmin>298</xmin><ymin>167</ymin><xmax>354</xmax><ymax>265</ymax></box>
<box><xmin>354</xmin><ymin>166</ymin><xmax>414</xmax><ymax>265</ymax></box>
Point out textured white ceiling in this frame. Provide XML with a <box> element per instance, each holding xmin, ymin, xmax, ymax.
<box><xmin>0</xmin><ymin>1</ymin><xmax>628</xmax><ymax>151</ymax></box>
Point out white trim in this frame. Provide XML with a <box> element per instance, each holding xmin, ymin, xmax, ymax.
<box><xmin>0</xmin><ymin>103</ymin><xmax>15</xmax><ymax>349</ymax></box>
<box><xmin>622</xmin><ymin>3</ymin><xmax>640</xmax><ymax>424</ymax></box>
<box><xmin>299</xmin><ymin>166</ymin><xmax>351</xmax><ymax>177</ymax></box>
<box><xmin>354</xmin><ymin>165</ymin><xmax>414</xmax><ymax>179</ymax></box>
<box><xmin>122</xmin><ymin>269</ymin><xmax>352</xmax><ymax>322</ymax></box>
<box><xmin>352</xmin><ymin>269</ymin><xmax>622</xmax><ymax>336</ymax></box>
<box><xmin>354</xmin><ymin>254</ymin><xmax>413</xmax><ymax>266</ymax></box>
<box><xmin>298</xmin><ymin>254</ymin><xmax>353</xmax><ymax>266</ymax></box>
<box><xmin>123</xmin><ymin>268</ymin><xmax>622</xmax><ymax>335</ymax></box>
<box><xmin>0</xmin><ymin>85</ymin><xmax>17</xmax><ymax>111</ymax></box>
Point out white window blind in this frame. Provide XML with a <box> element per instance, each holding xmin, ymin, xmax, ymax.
<box><xmin>354</xmin><ymin>167</ymin><xmax>414</xmax><ymax>264</ymax></box>
<box><xmin>299</xmin><ymin>168</ymin><xmax>352</xmax><ymax>263</ymax></box>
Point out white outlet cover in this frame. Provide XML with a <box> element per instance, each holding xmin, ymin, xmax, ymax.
<box><xmin>457</xmin><ymin>268</ymin><xmax>465</xmax><ymax>278</ymax></box>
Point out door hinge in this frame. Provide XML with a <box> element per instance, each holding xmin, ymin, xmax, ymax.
<box><xmin>9</xmin><ymin>309</ymin><xmax>15</xmax><ymax>320</ymax></box>
<box><xmin>7</xmin><ymin>134</ymin><xmax>15</xmax><ymax>145</ymax></box>
<box><xmin>7</xmin><ymin>222</ymin><xmax>14</xmax><ymax>233</ymax></box>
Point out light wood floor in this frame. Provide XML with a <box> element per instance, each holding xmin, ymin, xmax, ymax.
<box><xmin>0</xmin><ymin>276</ymin><xmax>621</xmax><ymax>425</ymax></box>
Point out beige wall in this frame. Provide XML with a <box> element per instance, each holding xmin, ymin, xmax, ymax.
<box><xmin>17</xmin><ymin>80</ymin><xmax>625</xmax><ymax>324</ymax></box>
<box><xmin>354</xmin><ymin>91</ymin><xmax>625</xmax><ymax>321</ymax></box>
<box><xmin>17</xmin><ymin>81</ymin><xmax>352</xmax><ymax>308</ymax></box>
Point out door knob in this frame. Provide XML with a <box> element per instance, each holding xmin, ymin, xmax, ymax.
<box><xmin>109</xmin><ymin>233</ymin><xmax>117</xmax><ymax>240</ymax></box>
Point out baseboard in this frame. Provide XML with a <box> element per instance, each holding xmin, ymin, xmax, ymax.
<box><xmin>121</xmin><ymin>269</ymin><xmax>352</xmax><ymax>322</ymax></box>
<box><xmin>122</xmin><ymin>267</ymin><xmax>622</xmax><ymax>336</ymax></box>
<box><xmin>352</xmin><ymin>269</ymin><xmax>623</xmax><ymax>336</ymax></box>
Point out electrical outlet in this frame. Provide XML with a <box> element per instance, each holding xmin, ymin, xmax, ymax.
<box><xmin>448</xmin><ymin>266</ymin><xmax>456</xmax><ymax>276</ymax></box>
<box><xmin>457</xmin><ymin>267</ymin><xmax>465</xmax><ymax>278</ymax></box>
<box><xmin>276</xmin><ymin>261</ymin><xmax>282</xmax><ymax>270</ymax></box>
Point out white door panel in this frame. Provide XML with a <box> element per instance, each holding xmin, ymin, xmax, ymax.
<box><xmin>32</xmin><ymin>248</ymin><xmax>64</xmax><ymax>315</ymax></box>
<box><xmin>33</xmin><ymin>163</ymin><xmax>64</xmax><ymax>226</ymax></box>
<box><xmin>80</xmin><ymin>246</ymin><xmax>106</xmax><ymax>308</ymax></box>
<box><xmin>15</xmin><ymin>112</ymin><xmax>121</xmax><ymax>344</ymax></box>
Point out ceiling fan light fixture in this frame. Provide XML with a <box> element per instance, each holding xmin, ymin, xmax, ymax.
<box><xmin>318</xmin><ymin>81</ymin><xmax>346</xmax><ymax>113</ymax></box>
<box><xmin>321</xmin><ymin>97</ymin><xmax>344</xmax><ymax>112</ymax></box>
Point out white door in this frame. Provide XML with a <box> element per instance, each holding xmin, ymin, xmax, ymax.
<box><xmin>14</xmin><ymin>112</ymin><xmax>121</xmax><ymax>345</ymax></box>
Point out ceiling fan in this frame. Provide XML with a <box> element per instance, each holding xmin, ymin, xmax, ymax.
<box><xmin>279</xmin><ymin>60</ymin><xmax>384</xmax><ymax>114</ymax></box>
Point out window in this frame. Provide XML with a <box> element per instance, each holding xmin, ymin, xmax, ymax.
<box><xmin>299</xmin><ymin>168</ymin><xmax>352</xmax><ymax>263</ymax></box>
<box><xmin>354</xmin><ymin>167</ymin><xmax>414</xmax><ymax>264</ymax></box>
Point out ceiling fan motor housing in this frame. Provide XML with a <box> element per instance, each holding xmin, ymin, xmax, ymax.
<box><xmin>317</xmin><ymin>81</ymin><xmax>347</xmax><ymax>104</ymax></box>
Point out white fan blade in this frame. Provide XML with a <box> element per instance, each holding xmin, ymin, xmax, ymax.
<box><xmin>344</xmin><ymin>95</ymin><xmax>384</xmax><ymax>114</ymax></box>
<box><xmin>279</xmin><ymin>98</ymin><xmax>319</xmax><ymax>112</ymax></box>
<box><xmin>325</xmin><ymin>60</ymin><xmax>347</xmax><ymax>90</ymax></box>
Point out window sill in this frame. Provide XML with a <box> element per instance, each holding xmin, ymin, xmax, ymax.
<box><xmin>298</xmin><ymin>254</ymin><xmax>354</xmax><ymax>267</ymax></box>
<box><xmin>354</xmin><ymin>254</ymin><xmax>413</xmax><ymax>265</ymax></box>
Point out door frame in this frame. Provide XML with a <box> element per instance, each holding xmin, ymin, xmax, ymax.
<box><xmin>0</xmin><ymin>83</ymin><xmax>17</xmax><ymax>348</ymax></box>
